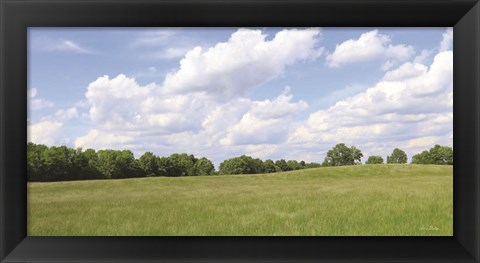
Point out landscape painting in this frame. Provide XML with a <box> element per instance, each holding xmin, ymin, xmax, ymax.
<box><xmin>27</xmin><ymin>27</ymin><xmax>453</xmax><ymax>236</ymax></box>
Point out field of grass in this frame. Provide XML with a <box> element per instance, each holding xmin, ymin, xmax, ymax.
<box><xmin>28</xmin><ymin>164</ymin><xmax>452</xmax><ymax>236</ymax></box>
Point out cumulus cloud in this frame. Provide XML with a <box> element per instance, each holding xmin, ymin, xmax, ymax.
<box><xmin>28</xmin><ymin>88</ymin><xmax>54</xmax><ymax>110</ymax></box>
<box><xmin>77</xmin><ymin>75</ymin><xmax>309</xmax><ymax>160</ymax></box>
<box><xmin>382</xmin><ymin>62</ymin><xmax>427</xmax><ymax>81</ymax></box>
<box><xmin>62</xmin><ymin>28</ymin><xmax>451</xmax><ymax>165</ymax></box>
<box><xmin>148</xmin><ymin>47</ymin><xmax>193</xmax><ymax>60</ymax></box>
<box><xmin>439</xmin><ymin>28</ymin><xmax>453</xmax><ymax>52</ymax></box>
<box><xmin>289</xmin><ymin>48</ymin><xmax>452</xmax><ymax>161</ymax></box>
<box><xmin>28</xmin><ymin>106</ymin><xmax>79</xmax><ymax>146</ymax></box>
<box><xmin>74</xmin><ymin>28</ymin><xmax>321</xmax><ymax>162</ymax></box>
<box><xmin>74</xmin><ymin>129</ymin><xmax>135</xmax><ymax>150</ymax></box>
<box><xmin>28</xmin><ymin>121</ymin><xmax>63</xmax><ymax>145</ymax></box>
<box><xmin>133</xmin><ymin>30</ymin><xmax>208</xmax><ymax>60</ymax></box>
<box><xmin>220</xmin><ymin>90</ymin><xmax>308</xmax><ymax>146</ymax></box>
<box><xmin>161</xmin><ymin>28</ymin><xmax>323</xmax><ymax>100</ymax></box>
<box><xmin>326</xmin><ymin>30</ymin><xmax>414</xmax><ymax>68</ymax></box>
<box><xmin>54</xmin><ymin>107</ymin><xmax>78</xmax><ymax>121</ymax></box>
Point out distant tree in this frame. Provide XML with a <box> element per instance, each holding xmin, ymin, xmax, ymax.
<box><xmin>42</xmin><ymin>146</ymin><xmax>77</xmax><ymax>181</ymax></box>
<box><xmin>321</xmin><ymin>158</ymin><xmax>330</xmax><ymax>167</ymax></box>
<box><xmin>412</xmin><ymin>145</ymin><xmax>453</xmax><ymax>165</ymax></box>
<box><xmin>263</xmin><ymin>159</ymin><xmax>277</xmax><ymax>173</ymax></box>
<box><xmin>79</xmin><ymin>148</ymin><xmax>103</xmax><ymax>179</ymax></box>
<box><xmin>387</xmin><ymin>148</ymin><xmax>407</xmax><ymax>164</ymax></box>
<box><xmin>323</xmin><ymin>143</ymin><xmax>363</xmax><ymax>166</ymax></box>
<box><xmin>274</xmin><ymin>159</ymin><xmax>290</xmax><ymax>172</ymax></box>
<box><xmin>299</xmin><ymin>161</ymin><xmax>306</xmax><ymax>169</ymax></box>
<box><xmin>194</xmin><ymin>157</ymin><xmax>214</xmax><ymax>175</ymax></box>
<box><xmin>366</xmin><ymin>155</ymin><xmax>384</xmax><ymax>164</ymax></box>
<box><xmin>26</xmin><ymin>143</ymin><xmax>220</xmax><ymax>181</ymax></box>
<box><xmin>139</xmin><ymin>152</ymin><xmax>158</xmax><ymax>176</ymax></box>
<box><xmin>219</xmin><ymin>155</ymin><xmax>263</xmax><ymax>175</ymax></box>
<box><xmin>27</xmin><ymin>142</ymin><xmax>49</xmax><ymax>181</ymax></box>
<box><xmin>169</xmin><ymin>153</ymin><xmax>197</xmax><ymax>176</ymax></box>
<box><xmin>428</xmin><ymin>145</ymin><xmax>453</xmax><ymax>165</ymax></box>
<box><xmin>252</xmin><ymin>158</ymin><xmax>265</xmax><ymax>174</ymax></box>
<box><xmin>411</xmin><ymin>150</ymin><xmax>431</xmax><ymax>164</ymax></box>
<box><xmin>97</xmin><ymin>150</ymin><xmax>141</xmax><ymax>179</ymax></box>
<box><xmin>287</xmin><ymin>160</ymin><xmax>302</xmax><ymax>170</ymax></box>
<box><xmin>97</xmin><ymin>150</ymin><xmax>118</xmax><ymax>179</ymax></box>
<box><xmin>156</xmin><ymin>156</ymin><xmax>175</xmax><ymax>176</ymax></box>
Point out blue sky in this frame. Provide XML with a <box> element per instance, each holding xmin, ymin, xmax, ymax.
<box><xmin>28</xmin><ymin>27</ymin><xmax>453</xmax><ymax>167</ymax></box>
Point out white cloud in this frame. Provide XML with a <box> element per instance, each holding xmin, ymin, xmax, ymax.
<box><xmin>60</xmin><ymin>40</ymin><xmax>92</xmax><ymax>54</ymax></box>
<box><xmin>53</xmin><ymin>28</ymin><xmax>451</xmax><ymax>166</ymax></box>
<box><xmin>382</xmin><ymin>62</ymin><xmax>427</xmax><ymax>81</ymax></box>
<box><xmin>28</xmin><ymin>121</ymin><xmax>63</xmax><ymax>145</ymax></box>
<box><xmin>77</xmin><ymin>76</ymin><xmax>309</xmax><ymax>161</ymax></box>
<box><xmin>326</xmin><ymin>30</ymin><xmax>414</xmax><ymax>68</ymax></box>
<box><xmin>289</xmin><ymin>49</ymin><xmax>452</xmax><ymax>161</ymax></box>
<box><xmin>54</xmin><ymin>107</ymin><xmax>78</xmax><ymax>121</ymax></box>
<box><xmin>74</xmin><ymin>28</ymin><xmax>322</xmax><ymax>163</ymax></box>
<box><xmin>220</xmin><ymin>90</ymin><xmax>308</xmax><ymax>146</ymax></box>
<box><xmin>74</xmin><ymin>129</ymin><xmax>134</xmax><ymax>150</ymax></box>
<box><xmin>312</xmin><ymin>83</ymin><xmax>367</xmax><ymax>108</ymax></box>
<box><xmin>132</xmin><ymin>30</ymin><xmax>177</xmax><ymax>47</ymax></box>
<box><xmin>414</xmin><ymin>49</ymin><xmax>433</xmax><ymax>64</ymax></box>
<box><xmin>161</xmin><ymin>28</ymin><xmax>323</xmax><ymax>100</ymax></box>
<box><xmin>244</xmin><ymin>144</ymin><xmax>279</xmax><ymax>160</ymax></box>
<box><xmin>133</xmin><ymin>30</ymin><xmax>203</xmax><ymax>60</ymax></box>
<box><xmin>28</xmin><ymin>88</ymin><xmax>54</xmax><ymax>110</ymax></box>
<box><xmin>439</xmin><ymin>28</ymin><xmax>453</xmax><ymax>52</ymax></box>
<box><xmin>32</xmin><ymin>37</ymin><xmax>93</xmax><ymax>54</ymax></box>
<box><xmin>28</xmin><ymin>104</ymin><xmax>79</xmax><ymax>146</ymax></box>
<box><xmin>148</xmin><ymin>47</ymin><xmax>193</xmax><ymax>60</ymax></box>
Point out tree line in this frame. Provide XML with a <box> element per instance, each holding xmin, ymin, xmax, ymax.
<box><xmin>27</xmin><ymin>142</ymin><xmax>321</xmax><ymax>182</ymax></box>
<box><xmin>321</xmin><ymin>143</ymin><xmax>453</xmax><ymax>166</ymax></box>
<box><xmin>218</xmin><ymin>155</ymin><xmax>321</xmax><ymax>175</ymax></box>
<box><xmin>27</xmin><ymin>142</ymin><xmax>453</xmax><ymax>182</ymax></box>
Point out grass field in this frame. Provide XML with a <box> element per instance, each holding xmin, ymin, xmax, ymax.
<box><xmin>28</xmin><ymin>164</ymin><xmax>452</xmax><ymax>236</ymax></box>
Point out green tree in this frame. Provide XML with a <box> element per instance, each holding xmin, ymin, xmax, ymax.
<box><xmin>323</xmin><ymin>143</ymin><xmax>363</xmax><ymax>166</ymax></box>
<box><xmin>27</xmin><ymin>142</ymin><xmax>49</xmax><ymax>181</ymax></box>
<box><xmin>287</xmin><ymin>160</ymin><xmax>301</xmax><ymax>170</ymax></box>
<box><xmin>219</xmin><ymin>155</ymin><xmax>262</xmax><ymax>175</ymax></box>
<box><xmin>156</xmin><ymin>156</ymin><xmax>175</xmax><ymax>176</ymax></box>
<box><xmin>194</xmin><ymin>157</ymin><xmax>214</xmax><ymax>175</ymax></box>
<box><xmin>42</xmin><ymin>146</ymin><xmax>76</xmax><ymax>181</ymax></box>
<box><xmin>79</xmin><ymin>148</ymin><xmax>103</xmax><ymax>179</ymax></box>
<box><xmin>299</xmin><ymin>161</ymin><xmax>306</xmax><ymax>169</ymax></box>
<box><xmin>252</xmin><ymin>158</ymin><xmax>264</xmax><ymax>174</ymax></box>
<box><xmin>274</xmin><ymin>159</ymin><xmax>290</xmax><ymax>172</ymax></box>
<box><xmin>263</xmin><ymin>159</ymin><xmax>277</xmax><ymax>173</ymax></box>
<box><xmin>387</xmin><ymin>148</ymin><xmax>408</xmax><ymax>164</ymax></box>
<box><xmin>139</xmin><ymin>152</ymin><xmax>158</xmax><ymax>176</ymax></box>
<box><xmin>428</xmin><ymin>145</ymin><xmax>453</xmax><ymax>165</ymax></box>
<box><xmin>411</xmin><ymin>150</ymin><xmax>432</xmax><ymax>164</ymax></box>
<box><xmin>97</xmin><ymin>150</ymin><xmax>141</xmax><ymax>179</ymax></box>
<box><xmin>365</xmin><ymin>155</ymin><xmax>384</xmax><ymax>164</ymax></box>
<box><xmin>412</xmin><ymin>145</ymin><xmax>453</xmax><ymax>165</ymax></box>
<box><xmin>169</xmin><ymin>153</ymin><xmax>197</xmax><ymax>176</ymax></box>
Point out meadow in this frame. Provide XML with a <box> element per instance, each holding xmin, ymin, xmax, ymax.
<box><xmin>27</xmin><ymin>164</ymin><xmax>452</xmax><ymax>236</ymax></box>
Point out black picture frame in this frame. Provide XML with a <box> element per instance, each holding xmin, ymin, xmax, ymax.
<box><xmin>1</xmin><ymin>0</ymin><xmax>479</xmax><ymax>262</ymax></box>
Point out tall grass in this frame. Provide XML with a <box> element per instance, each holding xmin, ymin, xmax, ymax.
<box><xmin>28</xmin><ymin>164</ymin><xmax>452</xmax><ymax>236</ymax></box>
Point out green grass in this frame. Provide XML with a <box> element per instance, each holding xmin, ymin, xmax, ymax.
<box><xmin>28</xmin><ymin>164</ymin><xmax>452</xmax><ymax>236</ymax></box>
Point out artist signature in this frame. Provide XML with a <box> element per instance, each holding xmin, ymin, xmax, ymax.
<box><xmin>419</xmin><ymin>225</ymin><xmax>439</xmax><ymax>231</ymax></box>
